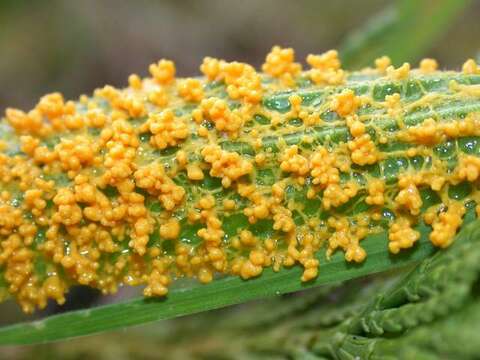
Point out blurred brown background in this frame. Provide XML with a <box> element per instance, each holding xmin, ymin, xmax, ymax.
<box><xmin>1</xmin><ymin>0</ymin><xmax>479</xmax><ymax>115</ymax></box>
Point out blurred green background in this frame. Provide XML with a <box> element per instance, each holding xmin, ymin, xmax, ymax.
<box><xmin>0</xmin><ymin>0</ymin><xmax>479</xmax><ymax>358</ymax></box>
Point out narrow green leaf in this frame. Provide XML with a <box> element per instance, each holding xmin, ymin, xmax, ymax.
<box><xmin>340</xmin><ymin>0</ymin><xmax>472</xmax><ymax>68</ymax></box>
<box><xmin>0</xmin><ymin>226</ymin><xmax>436</xmax><ymax>345</ymax></box>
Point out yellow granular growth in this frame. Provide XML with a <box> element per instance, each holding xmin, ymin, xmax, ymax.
<box><xmin>395</xmin><ymin>175</ymin><xmax>423</xmax><ymax>216</ymax></box>
<box><xmin>462</xmin><ymin>59</ymin><xmax>479</xmax><ymax>74</ymax></box>
<box><xmin>307</xmin><ymin>50</ymin><xmax>341</xmax><ymax>71</ymax></box>
<box><xmin>327</xmin><ymin>217</ymin><xmax>367</xmax><ymax>263</ymax></box>
<box><xmin>177</xmin><ymin>78</ymin><xmax>204</xmax><ymax>102</ymax></box>
<box><xmin>200</xmin><ymin>58</ymin><xmax>263</xmax><ymax>103</ymax></box>
<box><xmin>347</xmin><ymin>134</ymin><xmax>381</xmax><ymax>165</ymax></box>
<box><xmin>388</xmin><ymin>217</ymin><xmax>420</xmax><ymax>254</ymax></box>
<box><xmin>1</xmin><ymin>47</ymin><xmax>479</xmax><ymax>314</ymax></box>
<box><xmin>141</xmin><ymin>109</ymin><xmax>190</xmax><ymax>149</ymax></box>
<box><xmin>429</xmin><ymin>202</ymin><xmax>466</xmax><ymax>248</ymax></box>
<box><xmin>323</xmin><ymin>181</ymin><xmax>359</xmax><ymax>211</ymax></box>
<box><xmin>307</xmin><ymin>50</ymin><xmax>345</xmax><ymax>85</ymax></box>
<box><xmin>222</xmin><ymin>61</ymin><xmax>263</xmax><ymax>104</ymax></box>
<box><xmin>289</xmin><ymin>94</ymin><xmax>303</xmax><ymax>114</ymax></box>
<box><xmin>149</xmin><ymin>59</ymin><xmax>176</xmax><ymax>85</ymax></box>
<box><xmin>279</xmin><ymin>145</ymin><xmax>310</xmax><ymax>176</ymax></box>
<box><xmin>419</xmin><ymin>58</ymin><xmax>438</xmax><ymax>73</ymax></box>
<box><xmin>186</xmin><ymin>164</ymin><xmax>204</xmax><ymax>181</ymax></box>
<box><xmin>375</xmin><ymin>56</ymin><xmax>392</xmax><ymax>74</ymax></box>
<box><xmin>387</xmin><ymin>62</ymin><xmax>411</xmax><ymax>80</ymax></box>
<box><xmin>128</xmin><ymin>74</ymin><xmax>143</xmax><ymax>90</ymax></box>
<box><xmin>331</xmin><ymin>89</ymin><xmax>360</xmax><ymax>117</ymax></box>
<box><xmin>201</xmin><ymin>145</ymin><xmax>253</xmax><ymax>188</ymax></box>
<box><xmin>346</xmin><ymin>115</ymin><xmax>366</xmax><ymax>137</ymax></box>
<box><xmin>56</xmin><ymin>136</ymin><xmax>97</xmax><ymax>172</ymax></box>
<box><xmin>384</xmin><ymin>93</ymin><xmax>402</xmax><ymax>117</ymax></box>
<box><xmin>454</xmin><ymin>154</ymin><xmax>480</xmax><ymax>182</ymax></box>
<box><xmin>366</xmin><ymin>179</ymin><xmax>385</xmax><ymax>206</ymax></box>
<box><xmin>148</xmin><ymin>88</ymin><xmax>169</xmax><ymax>108</ymax></box>
<box><xmin>400</xmin><ymin>115</ymin><xmax>480</xmax><ymax>146</ymax></box>
<box><xmin>200</xmin><ymin>57</ymin><xmax>222</xmax><ymax>80</ymax></box>
<box><xmin>160</xmin><ymin>218</ymin><xmax>181</xmax><ymax>240</ymax></box>
<box><xmin>134</xmin><ymin>162</ymin><xmax>186</xmax><ymax>211</ymax></box>
<box><xmin>310</xmin><ymin>147</ymin><xmax>341</xmax><ymax>187</ymax></box>
<box><xmin>262</xmin><ymin>46</ymin><xmax>302</xmax><ymax>85</ymax></box>
<box><xmin>400</xmin><ymin>118</ymin><xmax>444</xmax><ymax>145</ymax></box>
<box><xmin>195</xmin><ymin>97</ymin><xmax>245</xmax><ymax>137</ymax></box>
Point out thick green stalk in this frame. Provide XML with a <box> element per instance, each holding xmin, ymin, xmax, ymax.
<box><xmin>2</xmin><ymin>68</ymin><xmax>480</xmax><ymax>343</ymax></box>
